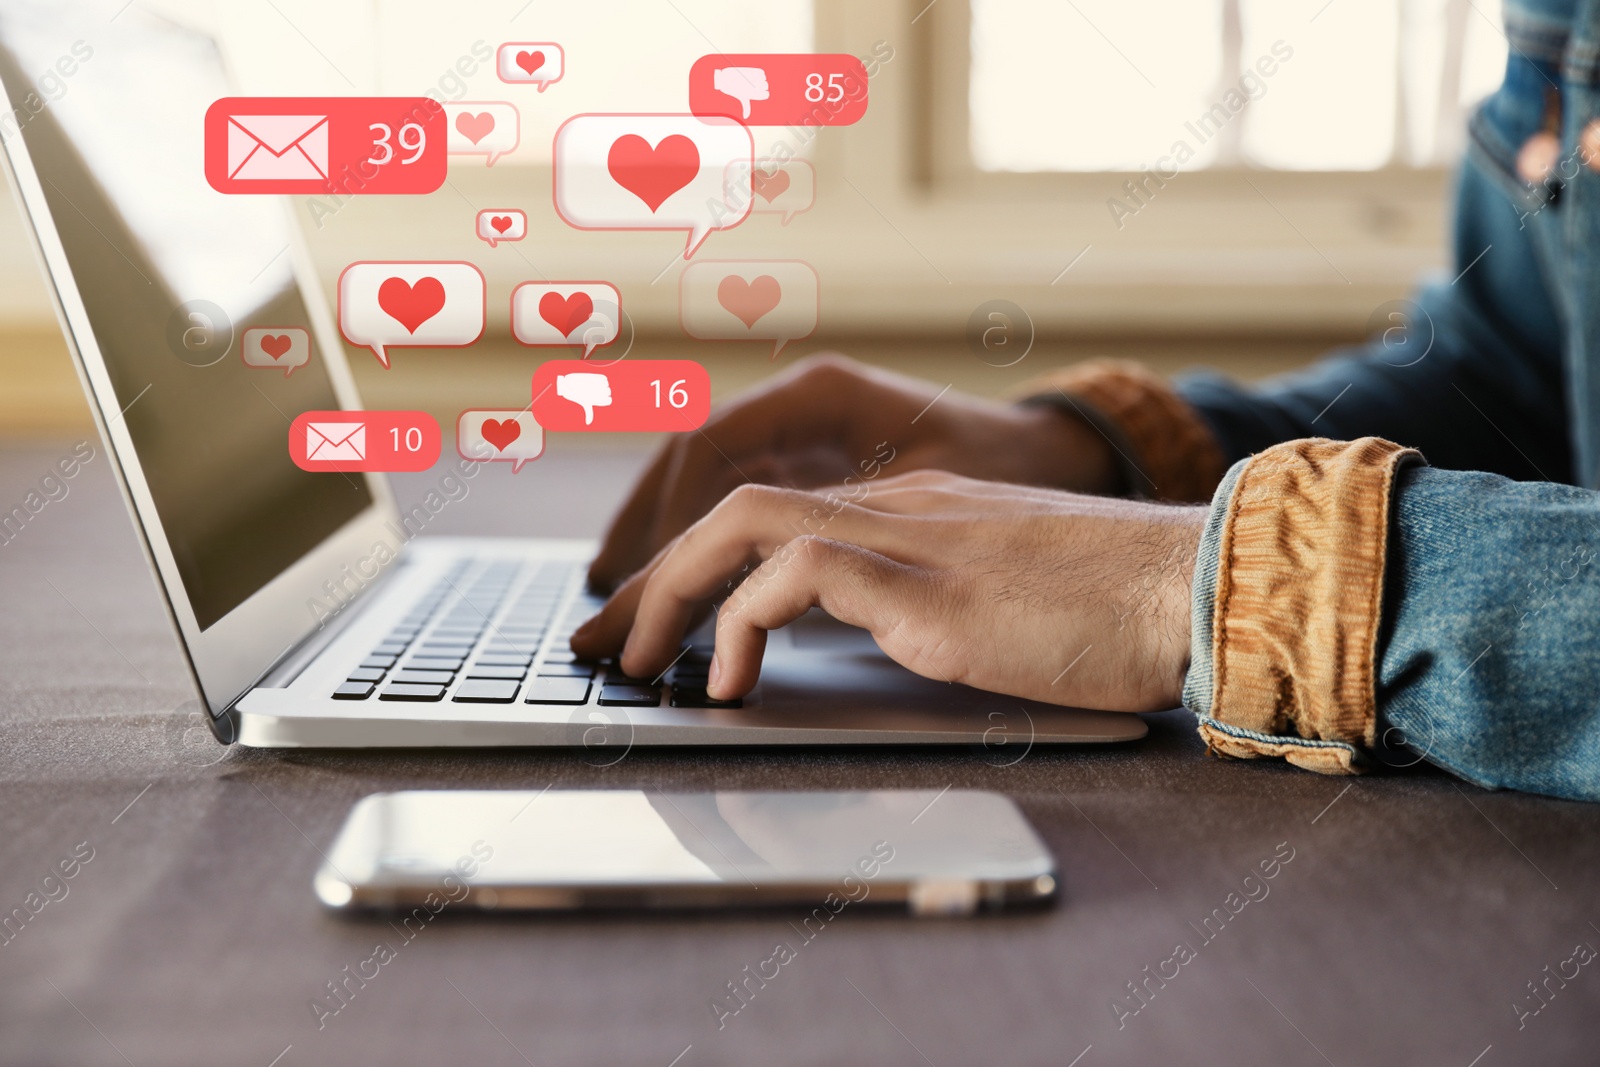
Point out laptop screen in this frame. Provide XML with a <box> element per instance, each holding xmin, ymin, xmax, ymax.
<box><xmin>0</xmin><ymin>4</ymin><xmax>373</xmax><ymax>630</ymax></box>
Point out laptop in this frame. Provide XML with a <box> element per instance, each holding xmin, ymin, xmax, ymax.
<box><xmin>0</xmin><ymin>6</ymin><xmax>1145</xmax><ymax>750</ymax></box>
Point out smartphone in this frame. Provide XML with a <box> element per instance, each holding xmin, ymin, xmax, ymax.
<box><xmin>314</xmin><ymin>789</ymin><xmax>1056</xmax><ymax>917</ymax></box>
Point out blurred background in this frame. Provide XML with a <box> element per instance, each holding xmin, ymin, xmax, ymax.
<box><xmin>0</xmin><ymin>0</ymin><xmax>1505</xmax><ymax>438</ymax></box>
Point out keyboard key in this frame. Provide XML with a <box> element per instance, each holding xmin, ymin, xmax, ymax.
<box><xmin>361</xmin><ymin>654</ymin><xmax>397</xmax><ymax>669</ymax></box>
<box><xmin>537</xmin><ymin>662</ymin><xmax>595</xmax><ymax>678</ymax></box>
<box><xmin>453</xmin><ymin>679</ymin><xmax>521</xmax><ymax>703</ymax></box>
<box><xmin>417</xmin><ymin>643</ymin><xmax>475</xmax><ymax>656</ymax></box>
<box><xmin>333</xmin><ymin>681</ymin><xmax>375</xmax><ymax>699</ymax></box>
<box><xmin>671</xmin><ymin>686</ymin><xmax>742</xmax><ymax>709</ymax></box>
<box><xmin>466</xmin><ymin>664</ymin><xmax>528</xmax><ymax>680</ymax></box>
<box><xmin>542</xmin><ymin>649</ymin><xmax>577</xmax><ymax>664</ymax></box>
<box><xmin>524</xmin><ymin>677</ymin><xmax>592</xmax><ymax>704</ymax></box>
<box><xmin>347</xmin><ymin>667</ymin><xmax>386</xmax><ymax>683</ymax></box>
<box><xmin>476</xmin><ymin>653</ymin><xmax>533</xmax><ymax>667</ymax></box>
<box><xmin>392</xmin><ymin>669</ymin><xmax>456</xmax><ymax>686</ymax></box>
<box><xmin>380</xmin><ymin>683</ymin><xmax>447</xmax><ymax>701</ymax></box>
<box><xmin>599</xmin><ymin>684</ymin><xmax>661</xmax><ymax>707</ymax></box>
<box><xmin>407</xmin><ymin>656</ymin><xmax>465</xmax><ymax>671</ymax></box>
<box><xmin>373</xmin><ymin>642</ymin><xmax>409</xmax><ymax>656</ymax></box>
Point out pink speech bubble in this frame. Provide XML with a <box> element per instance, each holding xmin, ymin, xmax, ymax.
<box><xmin>457</xmin><ymin>409</ymin><xmax>544</xmax><ymax>473</ymax></box>
<box><xmin>511</xmin><ymin>281</ymin><xmax>621</xmax><ymax>359</ymax></box>
<box><xmin>496</xmin><ymin>43</ymin><xmax>564</xmax><ymax>92</ymax></box>
<box><xmin>553</xmin><ymin>113</ymin><xmax>753</xmax><ymax>259</ymax></box>
<box><xmin>679</xmin><ymin>259</ymin><xmax>818</xmax><ymax>359</ymax></box>
<box><xmin>476</xmin><ymin>208</ymin><xmax>527</xmax><ymax>247</ymax></box>
<box><xmin>444</xmin><ymin>101</ymin><xmax>520</xmax><ymax>166</ymax></box>
<box><xmin>337</xmin><ymin>261</ymin><xmax>486</xmax><ymax>368</ymax></box>
<box><xmin>241</xmin><ymin>326</ymin><xmax>310</xmax><ymax>377</ymax></box>
<box><xmin>724</xmin><ymin>158</ymin><xmax>815</xmax><ymax>225</ymax></box>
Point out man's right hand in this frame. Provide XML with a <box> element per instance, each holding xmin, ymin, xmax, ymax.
<box><xmin>588</xmin><ymin>354</ymin><xmax>1121</xmax><ymax>588</ymax></box>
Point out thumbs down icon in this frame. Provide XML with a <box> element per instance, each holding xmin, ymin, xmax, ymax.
<box><xmin>555</xmin><ymin>371</ymin><xmax>613</xmax><ymax>425</ymax></box>
<box><xmin>712</xmin><ymin>66</ymin><xmax>769</xmax><ymax>119</ymax></box>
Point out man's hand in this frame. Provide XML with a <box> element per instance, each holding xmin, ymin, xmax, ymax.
<box><xmin>588</xmin><ymin>354</ymin><xmax>1120</xmax><ymax>588</ymax></box>
<box><xmin>572</xmin><ymin>471</ymin><xmax>1205</xmax><ymax>713</ymax></box>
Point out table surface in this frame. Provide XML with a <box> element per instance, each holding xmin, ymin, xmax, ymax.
<box><xmin>1</xmin><ymin>439</ymin><xmax>1597</xmax><ymax>1067</ymax></box>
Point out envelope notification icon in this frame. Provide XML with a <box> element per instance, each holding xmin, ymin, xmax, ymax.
<box><xmin>227</xmin><ymin>114</ymin><xmax>330</xmax><ymax>182</ymax></box>
<box><xmin>305</xmin><ymin>421</ymin><xmax>365</xmax><ymax>463</ymax></box>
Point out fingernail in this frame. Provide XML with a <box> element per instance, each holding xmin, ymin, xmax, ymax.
<box><xmin>707</xmin><ymin>654</ymin><xmax>722</xmax><ymax>693</ymax></box>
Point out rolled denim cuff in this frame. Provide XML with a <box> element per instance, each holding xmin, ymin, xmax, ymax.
<box><xmin>1013</xmin><ymin>359</ymin><xmax>1229</xmax><ymax>503</ymax></box>
<box><xmin>1183</xmin><ymin>437</ymin><xmax>1424</xmax><ymax>776</ymax></box>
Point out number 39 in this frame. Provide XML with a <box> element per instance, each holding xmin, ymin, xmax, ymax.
<box><xmin>367</xmin><ymin>122</ymin><xmax>427</xmax><ymax>166</ymax></box>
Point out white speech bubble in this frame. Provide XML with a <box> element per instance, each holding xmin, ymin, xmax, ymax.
<box><xmin>496</xmin><ymin>43</ymin><xmax>563</xmax><ymax>91</ymax></box>
<box><xmin>511</xmin><ymin>281</ymin><xmax>620</xmax><ymax>358</ymax></box>
<box><xmin>457</xmin><ymin>409</ymin><xmax>544</xmax><ymax>473</ymax></box>
<box><xmin>712</xmin><ymin>66</ymin><xmax>769</xmax><ymax>120</ymax></box>
<box><xmin>444</xmin><ymin>101</ymin><xmax>520</xmax><ymax>166</ymax></box>
<box><xmin>241</xmin><ymin>326</ymin><xmax>310</xmax><ymax>377</ymax></box>
<box><xmin>476</xmin><ymin>208</ymin><xmax>527</xmax><ymax>247</ymax></box>
<box><xmin>555</xmin><ymin>372</ymin><xmax>613</xmax><ymax>426</ymax></box>
<box><xmin>679</xmin><ymin>259</ymin><xmax>819</xmax><ymax>360</ymax></box>
<box><xmin>553</xmin><ymin>113</ymin><xmax>753</xmax><ymax>259</ymax></box>
<box><xmin>338</xmin><ymin>261</ymin><xmax>486</xmax><ymax>368</ymax></box>
<box><xmin>724</xmin><ymin>158</ymin><xmax>816</xmax><ymax>225</ymax></box>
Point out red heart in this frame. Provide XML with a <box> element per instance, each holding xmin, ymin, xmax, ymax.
<box><xmin>538</xmin><ymin>292</ymin><xmax>594</xmax><ymax>338</ymax></box>
<box><xmin>481</xmin><ymin>418</ymin><xmax>522</xmax><ymax>452</ymax></box>
<box><xmin>455</xmin><ymin>111</ymin><xmax>495</xmax><ymax>145</ymax></box>
<box><xmin>490</xmin><ymin>215</ymin><xmax>513</xmax><ymax>234</ymax></box>
<box><xmin>606</xmin><ymin>134</ymin><xmax>699</xmax><ymax>213</ymax></box>
<box><xmin>259</xmin><ymin>333</ymin><xmax>292</xmax><ymax>359</ymax></box>
<box><xmin>752</xmin><ymin>167</ymin><xmax>790</xmax><ymax>203</ymax></box>
<box><xmin>515</xmin><ymin>50</ymin><xmax>545</xmax><ymax>76</ymax></box>
<box><xmin>717</xmin><ymin>275</ymin><xmax>781</xmax><ymax>328</ymax></box>
<box><xmin>377</xmin><ymin>276</ymin><xmax>447</xmax><ymax>334</ymax></box>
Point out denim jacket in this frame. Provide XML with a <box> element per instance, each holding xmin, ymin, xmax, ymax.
<box><xmin>1169</xmin><ymin>0</ymin><xmax>1600</xmax><ymax>801</ymax></box>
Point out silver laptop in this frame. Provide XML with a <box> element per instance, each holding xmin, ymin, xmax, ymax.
<box><xmin>0</xmin><ymin>7</ymin><xmax>1144</xmax><ymax>751</ymax></box>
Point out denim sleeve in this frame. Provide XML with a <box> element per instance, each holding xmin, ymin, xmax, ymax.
<box><xmin>1175</xmin><ymin>159</ymin><xmax>1572</xmax><ymax>485</ymax></box>
<box><xmin>1186</xmin><ymin>462</ymin><xmax>1600</xmax><ymax>802</ymax></box>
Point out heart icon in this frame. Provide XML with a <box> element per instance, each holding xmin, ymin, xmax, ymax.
<box><xmin>752</xmin><ymin>168</ymin><xmax>790</xmax><ymax>203</ymax></box>
<box><xmin>490</xmin><ymin>215</ymin><xmax>513</xmax><ymax>234</ymax></box>
<box><xmin>378</xmin><ymin>276</ymin><xmax>447</xmax><ymax>334</ymax></box>
<box><xmin>515</xmin><ymin>50</ymin><xmax>545</xmax><ymax>76</ymax></box>
<box><xmin>481</xmin><ymin>418</ymin><xmax>522</xmax><ymax>452</ymax></box>
<box><xmin>259</xmin><ymin>334</ymin><xmax>292</xmax><ymax>359</ymax></box>
<box><xmin>455</xmin><ymin>111</ymin><xmax>496</xmax><ymax>145</ymax></box>
<box><xmin>607</xmin><ymin>134</ymin><xmax>699</xmax><ymax>213</ymax></box>
<box><xmin>717</xmin><ymin>275</ymin><xmax>781</xmax><ymax>328</ymax></box>
<box><xmin>539</xmin><ymin>292</ymin><xmax>594</xmax><ymax>338</ymax></box>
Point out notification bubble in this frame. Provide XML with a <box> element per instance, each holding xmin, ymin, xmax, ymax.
<box><xmin>476</xmin><ymin>208</ymin><xmax>527</xmax><ymax>247</ymax></box>
<box><xmin>288</xmin><ymin>410</ymin><xmax>440</xmax><ymax>473</ymax></box>
<box><xmin>457</xmin><ymin>409</ymin><xmax>545</xmax><ymax>472</ymax></box>
<box><xmin>679</xmin><ymin>259</ymin><xmax>819</xmax><ymax>359</ymax></box>
<box><xmin>338</xmin><ymin>261</ymin><xmax>486</xmax><ymax>368</ymax></box>
<box><xmin>510</xmin><ymin>281</ymin><xmax>620</xmax><ymax>358</ymax></box>
<box><xmin>689</xmin><ymin>54</ymin><xmax>868</xmax><ymax>127</ymax></box>
<box><xmin>553</xmin><ymin>113</ymin><xmax>754</xmax><ymax>259</ymax></box>
<box><xmin>444</xmin><ymin>101</ymin><xmax>520</xmax><ymax>166</ymax></box>
<box><xmin>531</xmin><ymin>359</ymin><xmax>710</xmax><ymax>433</ymax></box>
<box><xmin>496</xmin><ymin>43</ymin><xmax>564</xmax><ymax>91</ymax></box>
<box><xmin>241</xmin><ymin>326</ymin><xmax>310</xmax><ymax>377</ymax></box>
<box><xmin>724</xmin><ymin>157</ymin><xmax>815</xmax><ymax>224</ymax></box>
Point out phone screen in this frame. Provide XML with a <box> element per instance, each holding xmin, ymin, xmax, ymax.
<box><xmin>316</xmin><ymin>789</ymin><xmax>1055</xmax><ymax>916</ymax></box>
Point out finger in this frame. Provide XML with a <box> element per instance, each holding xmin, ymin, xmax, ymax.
<box><xmin>589</xmin><ymin>435</ymin><xmax>680</xmax><ymax>589</ymax></box>
<box><xmin>709</xmin><ymin>537</ymin><xmax>929</xmax><ymax>699</ymax></box>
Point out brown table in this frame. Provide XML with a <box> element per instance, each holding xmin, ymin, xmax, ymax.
<box><xmin>2</xmin><ymin>440</ymin><xmax>1596</xmax><ymax>1067</ymax></box>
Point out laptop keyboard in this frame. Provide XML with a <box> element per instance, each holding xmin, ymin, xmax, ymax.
<box><xmin>330</xmin><ymin>558</ymin><xmax>740</xmax><ymax>710</ymax></box>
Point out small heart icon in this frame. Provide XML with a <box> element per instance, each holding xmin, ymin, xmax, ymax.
<box><xmin>259</xmin><ymin>334</ymin><xmax>292</xmax><ymax>359</ymax></box>
<box><xmin>455</xmin><ymin>111</ymin><xmax>496</xmax><ymax>145</ymax></box>
<box><xmin>377</xmin><ymin>276</ymin><xmax>447</xmax><ymax>334</ymax></box>
<box><xmin>481</xmin><ymin>418</ymin><xmax>522</xmax><ymax>452</ymax></box>
<box><xmin>490</xmin><ymin>215</ymin><xmax>513</xmax><ymax>234</ymax></box>
<box><xmin>717</xmin><ymin>275</ymin><xmax>781</xmax><ymax>329</ymax></box>
<box><xmin>538</xmin><ymin>292</ymin><xmax>594</xmax><ymax>338</ymax></box>
<box><xmin>515</xmin><ymin>50</ymin><xmax>545</xmax><ymax>76</ymax></box>
<box><xmin>606</xmin><ymin>134</ymin><xmax>700</xmax><ymax>213</ymax></box>
<box><xmin>752</xmin><ymin>168</ymin><xmax>790</xmax><ymax>203</ymax></box>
